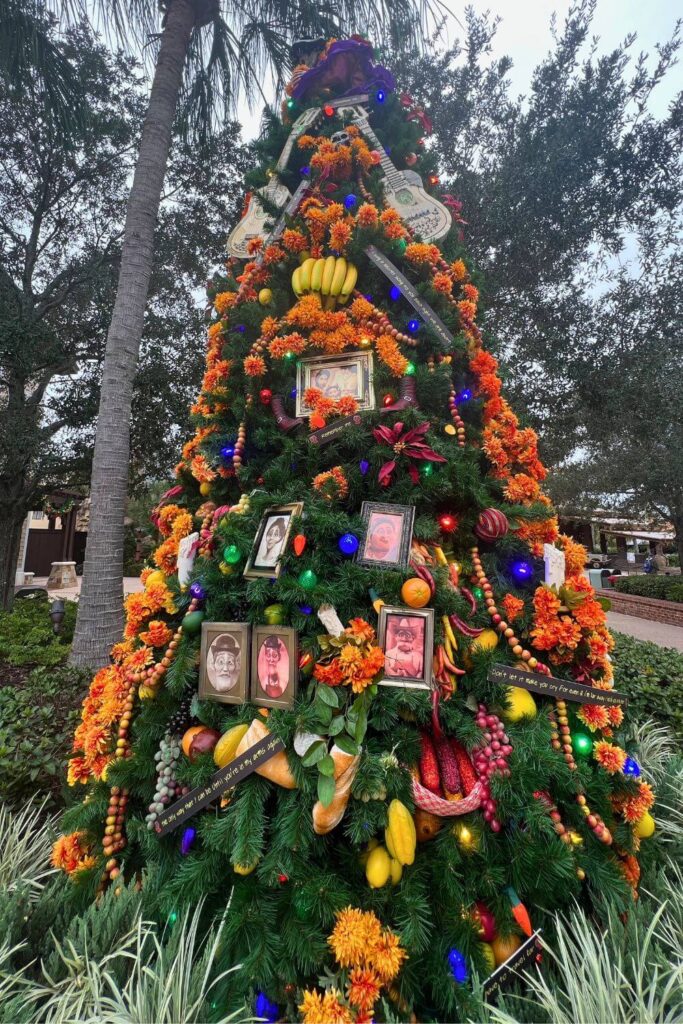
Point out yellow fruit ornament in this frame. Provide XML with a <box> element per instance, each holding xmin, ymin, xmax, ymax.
<box><xmin>365</xmin><ymin>845</ymin><xmax>392</xmax><ymax>888</ymax></box>
<box><xmin>291</xmin><ymin>255</ymin><xmax>358</xmax><ymax>309</ymax></box>
<box><xmin>145</xmin><ymin>569</ymin><xmax>165</xmax><ymax>589</ymax></box>
<box><xmin>464</xmin><ymin>627</ymin><xmax>499</xmax><ymax>668</ymax></box>
<box><xmin>390</xmin><ymin>858</ymin><xmax>403</xmax><ymax>885</ymax></box>
<box><xmin>502</xmin><ymin>686</ymin><xmax>537</xmax><ymax>722</ymax></box>
<box><xmin>213</xmin><ymin>723</ymin><xmax>250</xmax><ymax>767</ymax></box>
<box><xmin>258</xmin><ymin>287</ymin><xmax>272</xmax><ymax>305</ymax></box>
<box><xmin>634</xmin><ymin>811</ymin><xmax>655</xmax><ymax>839</ymax></box>
<box><xmin>233</xmin><ymin>861</ymin><xmax>257</xmax><ymax>875</ymax></box>
<box><xmin>385</xmin><ymin>799</ymin><xmax>416</xmax><ymax>866</ymax></box>
<box><xmin>490</xmin><ymin>933</ymin><xmax>521</xmax><ymax>966</ymax></box>
<box><xmin>479</xmin><ymin>942</ymin><xmax>496</xmax><ymax>974</ymax></box>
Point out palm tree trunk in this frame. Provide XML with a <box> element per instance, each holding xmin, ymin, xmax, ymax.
<box><xmin>69</xmin><ymin>0</ymin><xmax>196</xmax><ymax>669</ymax></box>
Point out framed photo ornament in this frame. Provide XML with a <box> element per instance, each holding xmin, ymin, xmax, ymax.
<box><xmin>199</xmin><ymin>622</ymin><xmax>250</xmax><ymax>705</ymax></box>
<box><xmin>295</xmin><ymin>351</ymin><xmax>375</xmax><ymax>418</ymax></box>
<box><xmin>244</xmin><ymin>502</ymin><xmax>303</xmax><ymax>580</ymax></box>
<box><xmin>377</xmin><ymin>606</ymin><xmax>434</xmax><ymax>690</ymax></box>
<box><xmin>250</xmin><ymin>625</ymin><xmax>298</xmax><ymax>709</ymax></box>
<box><xmin>355</xmin><ymin>501</ymin><xmax>415</xmax><ymax>570</ymax></box>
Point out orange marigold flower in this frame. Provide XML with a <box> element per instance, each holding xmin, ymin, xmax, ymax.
<box><xmin>594</xmin><ymin>740</ymin><xmax>627</xmax><ymax>774</ymax></box>
<box><xmin>190</xmin><ymin>454</ymin><xmax>216</xmax><ymax>484</ymax></box>
<box><xmin>297</xmin><ymin>134</ymin><xmax>317</xmax><ymax>149</ymax></box>
<box><xmin>379</xmin><ymin>208</ymin><xmax>401</xmax><ymax>225</ymax></box>
<box><xmin>299</xmin><ymin>990</ymin><xmax>353</xmax><ymax>1024</ymax></box>
<box><xmin>139</xmin><ymin>620</ymin><xmax>173</xmax><ymax>648</ymax></box>
<box><xmin>263</xmin><ymin>244</ymin><xmax>285</xmax><ymax>265</ymax></box>
<box><xmin>313</xmin><ymin>660</ymin><xmax>346</xmax><ymax>687</ymax></box>
<box><xmin>607</xmin><ymin>706</ymin><xmax>624</xmax><ymax>727</ymax></box>
<box><xmin>357</xmin><ymin>202</ymin><xmax>379</xmax><ymax>227</ymax></box>
<box><xmin>281</xmin><ymin>228</ymin><xmax>308</xmax><ymax>252</ymax></box>
<box><xmin>246</xmin><ymin>237</ymin><xmax>263</xmax><ymax>254</ymax></box>
<box><xmin>451</xmin><ymin>258</ymin><xmax>467</xmax><ymax>280</ymax></box>
<box><xmin>269</xmin><ymin>332</ymin><xmax>307</xmax><ymax>359</ymax></box>
<box><xmin>346</xmin><ymin>618</ymin><xmax>376</xmax><ymax>643</ymax></box>
<box><xmin>330</xmin><ymin>220</ymin><xmax>352</xmax><ymax>251</ymax></box>
<box><xmin>501</xmin><ymin>594</ymin><xmax>525</xmax><ymax>622</ymax></box>
<box><xmin>458</xmin><ymin>299</ymin><xmax>477</xmax><ymax>322</ymax></box>
<box><xmin>375</xmin><ymin>333</ymin><xmax>409</xmax><ymax>377</ymax></box>
<box><xmin>154</xmin><ymin>536</ymin><xmax>179</xmax><ymax>576</ymax></box>
<box><xmin>370</xmin><ymin>929</ymin><xmax>407</xmax><ymax>983</ymax></box>
<box><xmin>171</xmin><ymin>511</ymin><xmax>194</xmax><ymax>540</ymax></box>
<box><xmin>405</xmin><ymin>242</ymin><xmax>440</xmax><ymax>264</ymax></box>
<box><xmin>312</xmin><ymin>465</ymin><xmax>349</xmax><ymax>500</ymax></box>
<box><xmin>337</xmin><ymin>395</ymin><xmax>358</xmax><ymax>416</ymax></box>
<box><xmin>462</xmin><ymin>283</ymin><xmax>479</xmax><ymax>302</ymax></box>
<box><xmin>244</xmin><ymin>354</ymin><xmax>266</xmax><ymax>376</ymax></box>
<box><xmin>384</xmin><ymin>221</ymin><xmax>409</xmax><ymax>240</ymax></box>
<box><xmin>619</xmin><ymin>853</ymin><xmax>640</xmax><ymax>889</ymax></box>
<box><xmin>470</xmin><ymin>349</ymin><xmax>498</xmax><ymax>375</ymax></box>
<box><xmin>349</xmin><ymin>296</ymin><xmax>374</xmax><ymax>320</ymax></box>
<box><xmin>577</xmin><ymin>703</ymin><xmax>610</xmax><ymax>731</ymax></box>
<box><xmin>67</xmin><ymin>756</ymin><xmax>91</xmax><ymax>786</ymax></box>
<box><xmin>432</xmin><ymin>271</ymin><xmax>453</xmax><ymax>294</ymax></box>
<box><xmin>347</xmin><ymin>968</ymin><xmax>381</xmax><ymax>1011</ymax></box>
<box><xmin>213</xmin><ymin>291</ymin><xmax>237</xmax><ymax>316</ymax></box>
<box><xmin>260</xmin><ymin>316</ymin><xmax>279</xmax><ymax>339</ymax></box>
<box><xmin>329</xmin><ymin>907</ymin><xmax>383</xmax><ymax>968</ymax></box>
<box><xmin>504</xmin><ymin>473</ymin><xmax>541</xmax><ymax>503</ymax></box>
<box><xmin>558</xmin><ymin>535</ymin><xmax>588</xmax><ymax>576</ymax></box>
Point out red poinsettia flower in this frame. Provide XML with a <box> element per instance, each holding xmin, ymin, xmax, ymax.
<box><xmin>372</xmin><ymin>420</ymin><xmax>446</xmax><ymax>486</ymax></box>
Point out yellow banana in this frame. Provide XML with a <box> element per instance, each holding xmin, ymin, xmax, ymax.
<box><xmin>310</xmin><ymin>257</ymin><xmax>326</xmax><ymax>292</ymax></box>
<box><xmin>336</xmin><ymin>293</ymin><xmax>350</xmax><ymax>305</ymax></box>
<box><xmin>291</xmin><ymin>266</ymin><xmax>303</xmax><ymax>297</ymax></box>
<box><xmin>299</xmin><ymin>256</ymin><xmax>316</xmax><ymax>292</ymax></box>
<box><xmin>330</xmin><ymin>257</ymin><xmax>347</xmax><ymax>296</ymax></box>
<box><xmin>340</xmin><ymin>261</ymin><xmax>358</xmax><ymax>296</ymax></box>
<box><xmin>433</xmin><ymin>546</ymin><xmax>448</xmax><ymax>567</ymax></box>
<box><xmin>321</xmin><ymin>255</ymin><xmax>337</xmax><ymax>295</ymax></box>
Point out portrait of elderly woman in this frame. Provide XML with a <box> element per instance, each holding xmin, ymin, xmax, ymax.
<box><xmin>199</xmin><ymin>623</ymin><xmax>250</xmax><ymax>705</ymax></box>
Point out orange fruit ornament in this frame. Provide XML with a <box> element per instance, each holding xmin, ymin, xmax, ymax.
<box><xmin>490</xmin><ymin>933</ymin><xmax>522</xmax><ymax>966</ymax></box>
<box><xmin>401</xmin><ymin>577</ymin><xmax>431</xmax><ymax>608</ymax></box>
<box><xmin>181</xmin><ymin>725</ymin><xmax>206</xmax><ymax>757</ymax></box>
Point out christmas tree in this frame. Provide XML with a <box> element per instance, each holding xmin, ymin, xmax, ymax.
<box><xmin>55</xmin><ymin>38</ymin><xmax>658</xmax><ymax>1023</ymax></box>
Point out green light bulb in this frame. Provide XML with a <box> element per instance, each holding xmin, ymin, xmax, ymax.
<box><xmin>298</xmin><ymin>569</ymin><xmax>318</xmax><ymax>590</ymax></box>
<box><xmin>405</xmin><ymin>361</ymin><xmax>416</xmax><ymax>375</ymax></box>
<box><xmin>420</xmin><ymin>462</ymin><xmax>434</xmax><ymax>477</ymax></box>
<box><xmin>223</xmin><ymin>544</ymin><xmax>241</xmax><ymax>565</ymax></box>
<box><xmin>572</xmin><ymin>732</ymin><xmax>593</xmax><ymax>756</ymax></box>
<box><xmin>472</xmin><ymin>586</ymin><xmax>484</xmax><ymax>600</ymax></box>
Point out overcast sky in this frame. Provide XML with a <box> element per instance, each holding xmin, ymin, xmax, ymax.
<box><xmin>236</xmin><ymin>0</ymin><xmax>681</xmax><ymax>138</ymax></box>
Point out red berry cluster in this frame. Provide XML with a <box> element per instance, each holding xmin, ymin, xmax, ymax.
<box><xmin>472</xmin><ymin>704</ymin><xmax>513</xmax><ymax>833</ymax></box>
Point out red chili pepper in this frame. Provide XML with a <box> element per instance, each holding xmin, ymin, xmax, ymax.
<box><xmin>460</xmin><ymin>586</ymin><xmax>477</xmax><ymax>617</ymax></box>
<box><xmin>449</xmin><ymin>613</ymin><xmax>484</xmax><ymax>638</ymax></box>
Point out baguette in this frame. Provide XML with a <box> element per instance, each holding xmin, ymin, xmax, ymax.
<box><xmin>235</xmin><ymin>719</ymin><xmax>297</xmax><ymax>789</ymax></box>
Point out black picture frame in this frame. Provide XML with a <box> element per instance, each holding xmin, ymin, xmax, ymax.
<box><xmin>355</xmin><ymin>501</ymin><xmax>415</xmax><ymax>570</ymax></box>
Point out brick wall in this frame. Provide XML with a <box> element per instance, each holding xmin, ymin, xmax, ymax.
<box><xmin>597</xmin><ymin>589</ymin><xmax>683</xmax><ymax>628</ymax></box>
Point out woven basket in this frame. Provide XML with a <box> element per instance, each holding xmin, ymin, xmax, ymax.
<box><xmin>412</xmin><ymin>776</ymin><xmax>484</xmax><ymax>817</ymax></box>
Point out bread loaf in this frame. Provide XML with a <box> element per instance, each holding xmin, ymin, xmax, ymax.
<box><xmin>235</xmin><ymin>718</ymin><xmax>297</xmax><ymax>789</ymax></box>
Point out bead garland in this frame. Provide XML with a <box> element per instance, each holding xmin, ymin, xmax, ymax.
<box><xmin>471</xmin><ymin>546</ymin><xmax>548</xmax><ymax>671</ymax></box>
<box><xmin>233</xmin><ymin>420</ymin><xmax>247</xmax><ymax>471</ymax></box>
<box><xmin>97</xmin><ymin>594</ymin><xmax>201</xmax><ymax>894</ymax></box>
<box><xmin>448</xmin><ymin>388</ymin><xmax>466</xmax><ymax>448</ymax></box>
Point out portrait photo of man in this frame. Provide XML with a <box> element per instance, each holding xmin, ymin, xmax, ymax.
<box><xmin>384</xmin><ymin>615</ymin><xmax>425</xmax><ymax>679</ymax></box>
<box><xmin>199</xmin><ymin>623</ymin><xmax>250</xmax><ymax>705</ymax></box>
<box><xmin>363</xmin><ymin>512</ymin><xmax>402</xmax><ymax>563</ymax></box>
<box><xmin>207</xmin><ymin>633</ymin><xmax>241</xmax><ymax>692</ymax></box>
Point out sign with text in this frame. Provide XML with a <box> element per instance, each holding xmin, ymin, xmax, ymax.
<box><xmin>543</xmin><ymin>544</ymin><xmax>566</xmax><ymax>588</ymax></box>
<box><xmin>365</xmin><ymin>245</ymin><xmax>455</xmax><ymax>350</ymax></box>
<box><xmin>488</xmin><ymin>663</ymin><xmax>627</xmax><ymax>707</ymax></box>
<box><xmin>307</xmin><ymin>412</ymin><xmax>363</xmax><ymax>446</ymax></box>
<box><xmin>155</xmin><ymin>733</ymin><xmax>285</xmax><ymax>836</ymax></box>
<box><xmin>482</xmin><ymin>931</ymin><xmax>542</xmax><ymax>1000</ymax></box>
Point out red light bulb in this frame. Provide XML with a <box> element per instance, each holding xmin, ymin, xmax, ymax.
<box><xmin>259</xmin><ymin>388</ymin><xmax>272</xmax><ymax>405</ymax></box>
<box><xmin>323</xmin><ymin>104</ymin><xmax>334</xmax><ymax>117</ymax></box>
<box><xmin>383</xmin><ymin>393</ymin><xmax>396</xmax><ymax>407</ymax></box>
<box><xmin>438</xmin><ymin>514</ymin><xmax>457</xmax><ymax>532</ymax></box>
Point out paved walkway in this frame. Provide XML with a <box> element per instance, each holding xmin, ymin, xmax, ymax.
<box><xmin>31</xmin><ymin>576</ymin><xmax>144</xmax><ymax>601</ymax></box>
<box><xmin>607</xmin><ymin>610</ymin><xmax>683</xmax><ymax>652</ymax></box>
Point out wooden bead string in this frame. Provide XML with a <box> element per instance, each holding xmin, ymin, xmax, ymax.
<box><xmin>97</xmin><ymin>595</ymin><xmax>201</xmax><ymax>894</ymax></box>
<box><xmin>448</xmin><ymin>388</ymin><xmax>466</xmax><ymax>448</ymax></box>
<box><xmin>471</xmin><ymin>546</ymin><xmax>548</xmax><ymax>670</ymax></box>
<box><xmin>233</xmin><ymin>420</ymin><xmax>247</xmax><ymax>471</ymax></box>
<box><xmin>471</xmin><ymin>546</ymin><xmax>613</xmax><ymax>848</ymax></box>
<box><xmin>534</xmin><ymin>791</ymin><xmax>586</xmax><ymax>879</ymax></box>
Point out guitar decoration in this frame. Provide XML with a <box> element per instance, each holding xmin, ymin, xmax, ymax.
<box><xmin>227</xmin><ymin>95</ymin><xmax>370</xmax><ymax>259</ymax></box>
<box><xmin>346</xmin><ymin>104</ymin><xmax>452</xmax><ymax>242</ymax></box>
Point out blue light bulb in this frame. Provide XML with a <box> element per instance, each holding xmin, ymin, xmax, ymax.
<box><xmin>234</xmin><ymin>324</ymin><xmax>245</xmax><ymax>333</ymax></box>
<box><xmin>389</xmin><ymin>285</ymin><xmax>401</xmax><ymax>301</ymax></box>
<box><xmin>511</xmin><ymin>560</ymin><xmax>533</xmax><ymax>582</ymax></box>
<box><xmin>300</xmin><ymin>165</ymin><xmax>310</xmax><ymax>177</ymax></box>
<box><xmin>298</xmin><ymin>604</ymin><xmax>313</xmax><ymax>615</ymax></box>
<box><xmin>344</xmin><ymin>193</ymin><xmax>357</xmax><ymax>209</ymax></box>
<box><xmin>457</xmin><ymin>388</ymin><xmax>472</xmax><ymax>402</ymax></box>
<box><xmin>623</xmin><ymin>756</ymin><xmax>641</xmax><ymax>778</ymax></box>
<box><xmin>376</xmin><ymin>89</ymin><xmax>386</xmax><ymax>103</ymax></box>
<box><xmin>338</xmin><ymin>532</ymin><xmax>360</xmax><ymax>557</ymax></box>
<box><xmin>447</xmin><ymin>948</ymin><xmax>469</xmax><ymax>984</ymax></box>
<box><xmin>408</xmin><ymin>319</ymin><xmax>420</xmax><ymax>332</ymax></box>
<box><xmin>220</xmin><ymin>445</ymin><xmax>235</xmax><ymax>460</ymax></box>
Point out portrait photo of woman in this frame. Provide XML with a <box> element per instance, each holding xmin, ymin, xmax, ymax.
<box><xmin>244</xmin><ymin>503</ymin><xmax>303</xmax><ymax>579</ymax></box>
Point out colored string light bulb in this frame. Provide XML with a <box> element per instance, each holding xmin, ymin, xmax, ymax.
<box><xmin>404</xmin><ymin>361</ymin><xmax>416</xmax><ymax>375</ymax></box>
<box><xmin>189</xmin><ymin>583</ymin><xmax>206</xmax><ymax>601</ymax></box>
<box><xmin>511</xmin><ymin>559</ymin><xmax>533</xmax><ymax>582</ymax></box>
<box><xmin>223</xmin><ymin>544</ymin><xmax>241</xmax><ymax>565</ymax></box>
<box><xmin>447</xmin><ymin>948</ymin><xmax>469</xmax><ymax>984</ymax></box>
<box><xmin>338</xmin><ymin>532</ymin><xmax>359</xmax><ymax>556</ymax></box>
<box><xmin>220</xmin><ymin>444</ymin><xmax>235</xmax><ymax>460</ymax></box>
<box><xmin>407</xmin><ymin>318</ymin><xmax>420</xmax><ymax>332</ymax></box>
<box><xmin>623</xmin><ymin>756</ymin><xmax>641</xmax><ymax>777</ymax></box>
<box><xmin>457</xmin><ymin>388</ymin><xmax>472</xmax><ymax>402</ymax></box>
<box><xmin>323</xmin><ymin>104</ymin><xmax>334</xmax><ymax>117</ymax></box>
<box><xmin>298</xmin><ymin>569</ymin><xmax>318</xmax><ymax>590</ymax></box>
<box><xmin>389</xmin><ymin>284</ymin><xmax>401</xmax><ymax>300</ymax></box>
<box><xmin>572</xmin><ymin>732</ymin><xmax>593</xmax><ymax>756</ymax></box>
<box><xmin>438</xmin><ymin>513</ymin><xmax>457</xmax><ymax>532</ymax></box>
<box><xmin>344</xmin><ymin>193</ymin><xmax>357</xmax><ymax>209</ymax></box>
<box><xmin>376</xmin><ymin>88</ymin><xmax>386</xmax><ymax>103</ymax></box>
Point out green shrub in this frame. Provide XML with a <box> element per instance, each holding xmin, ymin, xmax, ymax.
<box><xmin>614</xmin><ymin>575</ymin><xmax>683</xmax><ymax>604</ymax></box>
<box><xmin>612</xmin><ymin>632</ymin><xmax>683</xmax><ymax>740</ymax></box>
<box><xmin>0</xmin><ymin>665</ymin><xmax>87</xmax><ymax>807</ymax></box>
<box><xmin>0</xmin><ymin>597</ymin><xmax>76</xmax><ymax>667</ymax></box>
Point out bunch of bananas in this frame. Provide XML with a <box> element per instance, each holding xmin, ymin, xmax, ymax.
<box><xmin>291</xmin><ymin>255</ymin><xmax>358</xmax><ymax>309</ymax></box>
